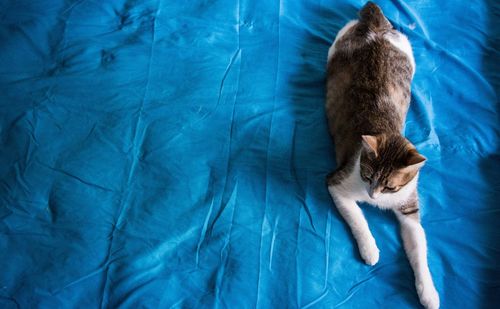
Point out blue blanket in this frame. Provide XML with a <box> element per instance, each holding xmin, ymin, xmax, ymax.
<box><xmin>1</xmin><ymin>0</ymin><xmax>499</xmax><ymax>308</ymax></box>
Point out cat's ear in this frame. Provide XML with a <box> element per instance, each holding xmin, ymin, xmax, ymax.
<box><xmin>404</xmin><ymin>149</ymin><xmax>426</xmax><ymax>169</ymax></box>
<box><xmin>361</xmin><ymin>135</ymin><xmax>378</xmax><ymax>156</ymax></box>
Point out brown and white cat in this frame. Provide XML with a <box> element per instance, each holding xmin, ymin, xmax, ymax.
<box><xmin>325</xmin><ymin>2</ymin><xmax>439</xmax><ymax>309</ymax></box>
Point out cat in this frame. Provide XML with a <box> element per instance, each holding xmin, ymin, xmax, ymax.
<box><xmin>325</xmin><ymin>2</ymin><xmax>439</xmax><ymax>309</ymax></box>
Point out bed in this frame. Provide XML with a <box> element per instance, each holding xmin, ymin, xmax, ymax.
<box><xmin>1</xmin><ymin>0</ymin><xmax>499</xmax><ymax>308</ymax></box>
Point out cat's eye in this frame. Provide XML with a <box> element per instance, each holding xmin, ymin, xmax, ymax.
<box><xmin>384</xmin><ymin>186</ymin><xmax>397</xmax><ymax>192</ymax></box>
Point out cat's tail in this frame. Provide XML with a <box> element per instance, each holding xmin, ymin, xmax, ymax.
<box><xmin>359</xmin><ymin>1</ymin><xmax>392</xmax><ymax>32</ymax></box>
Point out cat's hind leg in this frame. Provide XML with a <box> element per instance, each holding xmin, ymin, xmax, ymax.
<box><xmin>327</xmin><ymin>172</ymin><xmax>379</xmax><ymax>265</ymax></box>
<box><xmin>327</xmin><ymin>20</ymin><xmax>358</xmax><ymax>62</ymax></box>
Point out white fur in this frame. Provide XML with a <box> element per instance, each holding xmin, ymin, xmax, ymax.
<box><xmin>328</xmin><ymin>186</ymin><xmax>380</xmax><ymax>265</ymax></box>
<box><xmin>385</xmin><ymin>31</ymin><xmax>416</xmax><ymax>74</ymax></box>
<box><xmin>328</xmin><ymin>156</ymin><xmax>439</xmax><ymax>309</ymax></box>
<box><xmin>396</xmin><ymin>212</ymin><xmax>440</xmax><ymax>309</ymax></box>
<box><xmin>327</xmin><ymin>20</ymin><xmax>358</xmax><ymax>62</ymax></box>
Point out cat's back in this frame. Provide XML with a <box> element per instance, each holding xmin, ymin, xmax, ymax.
<box><xmin>325</xmin><ymin>2</ymin><xmax>415</xmax><ymax>164</ymax></box>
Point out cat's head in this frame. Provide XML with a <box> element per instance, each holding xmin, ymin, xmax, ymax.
<box><xmin>359</xmin><ymin>134</ymin><xmax>425</xmax><ymax>199</ymax></box>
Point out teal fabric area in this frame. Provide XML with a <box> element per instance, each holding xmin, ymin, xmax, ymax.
<box><xmin>0</xmin><ymin>0</ymin><xmax>499</xmax><ymax>308</ymax></box>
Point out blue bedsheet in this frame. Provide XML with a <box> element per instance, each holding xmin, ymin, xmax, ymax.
<box><xmin>1</xmin><ymin>0</ymin><xmax>499</xmax><ymax>308</ymax></box>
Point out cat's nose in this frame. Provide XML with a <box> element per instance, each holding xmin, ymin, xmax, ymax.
<box><xmin>369</xmin><ymin>192</ymin><xmax>379</xmax><ymax>199</ymax></box>
<box><xmin>368</xmin><ymin>188</ymin><xmax>379</xmax><ymax>199</ymax></box>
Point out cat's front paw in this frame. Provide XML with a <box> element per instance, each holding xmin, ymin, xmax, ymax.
<box><xmin>416</xmin><ymin>281</ymin><xmax>440</xmax><ymax>309</ymax></box>
<box><xmin>359</xmin><ymin>238</ymin><xmax>379</xmax><ymax>266</ymax></box>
